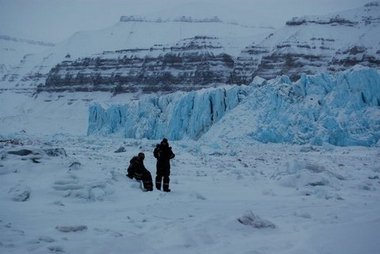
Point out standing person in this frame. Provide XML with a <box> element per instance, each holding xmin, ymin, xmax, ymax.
<box><xmin>154</xmin><ymin>138</ymin><xmax>175</xmax><ymax>192</ymax></box>
<box><xmin>127</xmin><ymin>152</ymin><xmax>153</xmax><ymax>191</ymax></box>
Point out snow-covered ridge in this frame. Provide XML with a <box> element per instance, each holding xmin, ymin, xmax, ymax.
<box><xmin>119</xmin><ymin>15</ymin><xmax>267</xmax><ymax>29</ymax></box>
<box><xmin>89</xmin><ymin>68</ymin><xmax>380</xmax><ymax>147</ymax></box>
<box><xmin>0</xmin><ymin>35</ymin><xmax>55</xmax><ymax>47</ymax></box>
<box><xmin>120</xmin><ymin>15</ymin><xmax>222</xmax><ymax>23</ymax></box>
<box><xmin>286</xmin><ymin>1</ymin><xmax>380</xmax><ymax>26</ymax></box>
<box><xmin>1</xmin><ymin>15</ymin><xmax>264</xmax><ymax>92</ymax></box>
<box><xmin>233</xmin><ymin>2</ymin><xmax>380</xmax><ymax>82</ymax></box>
<box><xmin>38</xmin><ymin>1</ymin><xmax>380</xmax><ymax>94</ymax></box>
<box><xmin>285</xmin><ymin>16</ymin><xmax>358</xmax><ymax>27</ymax></box>
<box><xmin>2</xmin><ymin>2</ymin><xmax>379</xmax><ymax>93</ymax></box>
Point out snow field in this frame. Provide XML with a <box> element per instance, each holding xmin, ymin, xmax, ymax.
<box><xmin>1</xmin><ymin>135</ymin><xmax>379</xmax><ymax>254</ymax></box>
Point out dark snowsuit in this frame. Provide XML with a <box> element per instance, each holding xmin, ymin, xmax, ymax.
<box><xmin>127</xmin><ymin>156</ymin><xmax>153</xmax><ymax>191</ymax></box>
<box><xmin>154</xmin><ymin>141</ymin><xmax>175</xmax><ymax>192</ymax></box>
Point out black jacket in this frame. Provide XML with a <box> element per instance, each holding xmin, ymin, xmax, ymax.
<box><xmin>127</xmin><ymin>156</ymin><xmax>147</xmax><ymax>180</ymax></box>
<box><xmin>154</xmin><ymin>144</ymin><xmax>175</xmax><ymax>172</ymax></box>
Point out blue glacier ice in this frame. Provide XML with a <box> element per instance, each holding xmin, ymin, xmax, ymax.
<box><xmin>88</xmin><ymin>85</ymin><xmax>249</xmax><ymax>140</ymax></box>
<box><xmin>88</xmin><ymin>67</ymin><xmax>380</xmax><ymax>146</ymax></box>
<box><xmin>244</xmin><ymin>67</ymin><xmax>380</xmax><ymax>146</ymax></box>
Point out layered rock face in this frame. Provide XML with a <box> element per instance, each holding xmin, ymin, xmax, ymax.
<box><xmin>232</xmin><ymin>2</ymin><xmax>380</xmax><ymax>82</ymax></box>
<box><xmin>40</xmin><ymin>36</ymin><xmax>234</xmax><ymax>93</ymax></box>
<box><xmin>35</xmin><ymin>2</ymin><xmax>380</xmax><ymax>93</ymax></box>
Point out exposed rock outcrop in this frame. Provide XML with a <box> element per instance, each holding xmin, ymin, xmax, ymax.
<box><xmin>232</xmin><ymin>2</ymin><xmax>380</xmax><ymax>82</ymax></box>
<box><xmin>34</xmin><ymin>2</ymin><xmax>380</xmax><ymax>93</ymax></box>
<box><xmin>39</xmin><ymin>36</ymin><xmax>234</xmax><ymax>93</ymax></box>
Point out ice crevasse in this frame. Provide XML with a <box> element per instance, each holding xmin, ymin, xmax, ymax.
<box><xmin>88</xmin><ymin>67</ymin><xmax>380</xmax><ymax>146</ymax></box>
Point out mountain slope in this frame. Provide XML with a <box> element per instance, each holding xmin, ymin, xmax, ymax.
<box><xmin>232</xmin><ymin>2</ymin><xmax>380</xmax><ymax>82</ymax></box>
<box><xmin>39</xmin><ymin>36</ymin><xmax>235</xmax><ymax>93</ymax></box>
<box><xmin>0</xmin><ymin>17</ymin><xmax>269</xmax><ymax>93</ymax></box>
<box><xmin>0</xmin><ymin>35</ymin><xmax>54</xmax><ymax>83</ymax></box>
<box><xmin>2</xmin><ymin>2</ymin><xmax>379</xmax><ymax>93</ymax></box>
<box><xmin>36</xmin><ymin>2</ymin><xmax>380</xmax><ymax>92</ymax></box>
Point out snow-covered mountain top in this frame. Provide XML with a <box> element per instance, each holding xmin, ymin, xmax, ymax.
<box><xmin>120</xmin><ymin>15</ymin><xmax>222</xmax><ymax>23</ymax></box>
<box><xmin>0</xmin><ymin>14</ymin><xmax>270</xmax><ymax>91</ymax></box>
<box><xmin>0</xmin><ymin>35</ymin><xmax>55</xmax><ymax>47</ymax></box>
<box><xmin>285</xmin><ymin>1</ymin><xmax>380</xmax><ymax>26</ymax></box>
<box><xmin>262</xmin><ymin>1</ymin><xmax>380</xmax><ymax>47</ymax></box>
<box><xmin>231</xmin><ymin>1</ymin><xmax>380</xmax><ymax>82</ymax></box>
<box><xmin>0</xmin><ymin>35</ymin><xmax>55</xmax><ymax>71</ymax></box>
<box><xmin>56</xmin><ymin>17</ymin><xmax>269</xmax><ymax>59</ymax></box>
<box><xmin>0</xmin><ymin>0</ymin><xmax>368</xmax><ymax>43</ymax></box>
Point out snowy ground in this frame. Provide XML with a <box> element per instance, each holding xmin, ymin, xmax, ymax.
<box><xmin>1</xmin><ymin>133</ymin><xmax>380</xmax><ymax>254</ymax></box>
<box><xmin>1</xmin><ymin>90</ymin><xmax>380</xmax><ymax>253</ymax></box>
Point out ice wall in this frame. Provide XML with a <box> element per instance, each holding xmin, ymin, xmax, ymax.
<box><xmin>231</xmin><ymin>67</ymin><xmax>380</xmax><ymax>146</ymax></box>
<box><xmin>87</xmin><ymin>85</ymin><xmax>249</xmax><ymax>140</ymax></box>
<box><xmin>88</xmin><ymin>67</ymin><xmax>380</xmax><ymax>146</ymax></box>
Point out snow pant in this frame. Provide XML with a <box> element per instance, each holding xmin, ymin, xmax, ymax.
<box><xmin>155</xmin><ymin>169</ymin><xmax>170</xmax><ymax>191</ymax></box>
<box><xmin>135</xmin><ymin>170</ymin><xmax>153</xmax><ymax>191</ymax></box>
<box><xmin>142</xmin><ymin>171</ymin><xmax>153</xmax><ymax>191</ymax></box>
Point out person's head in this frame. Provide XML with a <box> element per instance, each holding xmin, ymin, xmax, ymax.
<box><xmin>161</xmin><ymin>138</ymin><xmax>168</xmax><ymax>146</ymax></box>
<box><xmin>138</xmin><ymin>152</ymin><xmax>145</xmax><ymax>160</ymax></box>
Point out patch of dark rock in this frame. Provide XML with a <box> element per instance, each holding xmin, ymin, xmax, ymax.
<box><xmin>0</xmin><ymin>139</ymin><xmax>24</xmax><ymax>145</ymax></box>
<box><xmin>31</xmin><ymin>158</ymin><xmax>41</xmax><ymax>163</ymax></box>
<box><xmin>307</xmin><ymin>181</ymin><xmax>327</xmax><ymax>187</ymax></box>
<box><xmin>8</xmin><ymin>149</ymin><xmax>33</xmax><ymax>156</ymax></box>
<box><xmin>237</xmin><ymin>211</ymin><xmax>275</xmax><ymax>229</ymax></box>
<box><xmin>114</xmin><ymin>146</ymin><xmax>126</xmax><ymax>153</ymax></box>
<box><xmin>39</xmin><ymin>236</ymin><xmax>55</xmax><ymax>243</ymax></box>
<box><xmin>47</xmin><ymin>245</ymin><xmax>64</xmax><ymax>253</ymax></box>
<box><xmin>69</xmin><ymin>161</ymin><xmax>81</xmax><ymax>170</ymax></box>
<box><xmin>44</xmin><ymin>148</ymin><xmax>67</xmax><ymax>157</ymax></box>
<box><xmin>55</xmin><ymin>225</ymin><xmax>88</xmax><ymax>233</ymax></box>
<box><xmin>300</xmin><ymin>146</ymin><xmax>319</xmax><ymax>152</ymax></box>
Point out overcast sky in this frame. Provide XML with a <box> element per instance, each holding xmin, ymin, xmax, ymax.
<box><xmin>0</xmin><ymin>0</ymin><xmax>369</xmax><ymax>43</ymax></box>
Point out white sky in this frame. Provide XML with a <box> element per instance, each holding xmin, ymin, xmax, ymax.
<box><xmin>0</xmin><ymin>0</ymin><xmax>369</xmax><ymax>43</ymax></box>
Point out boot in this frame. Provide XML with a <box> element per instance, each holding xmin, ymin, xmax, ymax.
<box><xmin>163</xmin><ymin>176</ymin><xmax>170</xmax><ymax>192</ymax></box>
<box><xmin>163</xmin><ymin>183</ymin><xmax>170</xmax><ymax>192</ymax></box>
<box><xmin>144</xmin><ymin>181</ymin><xmax>153</xmax><ymax>191</ymax></box>
<box><xmin>155</xmin><ymin>175</ymin><xmax>162</xmax><ymax>190</ymax></box>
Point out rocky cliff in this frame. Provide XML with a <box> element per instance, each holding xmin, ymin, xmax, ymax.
<box><xmin>39</xmin><ymin>36</ymin><xmax>234</xmax><ymax>93</ymax></box>
<box><xmin>33</xmin><ymin>2</ymin><xmax>380</xmax><ymax>93</ymax></box>
<box><xmin>232</xmin><ymin>2</ymin><xmax>380</xmax><ymax>82</ymax></box>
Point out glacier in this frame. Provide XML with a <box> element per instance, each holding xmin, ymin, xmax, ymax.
<box><xmin>88</xmin><ymin>67</ymin><xmax>380</xmax><ymax>146</ymax></box>
<box><xmin>244</xmin><ymin>67</ymin><xmax>380</xmax><ymax>146</ymax></box>
<box><xmin>88</xmin><ymin>85</ymin><xmax>248</xmax><ymax>140</ymax></box>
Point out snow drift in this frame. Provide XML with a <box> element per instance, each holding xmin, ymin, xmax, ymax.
<box><xmin>88</xmin><ymin>67</ymin><xmax>380</xmax><ymax>146</ymax></box>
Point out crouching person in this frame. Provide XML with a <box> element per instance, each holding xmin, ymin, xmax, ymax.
<box><xmin>127</xmin><ymin>152</ymin><xmax>153</xmax><ymax>191</ymax></box>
